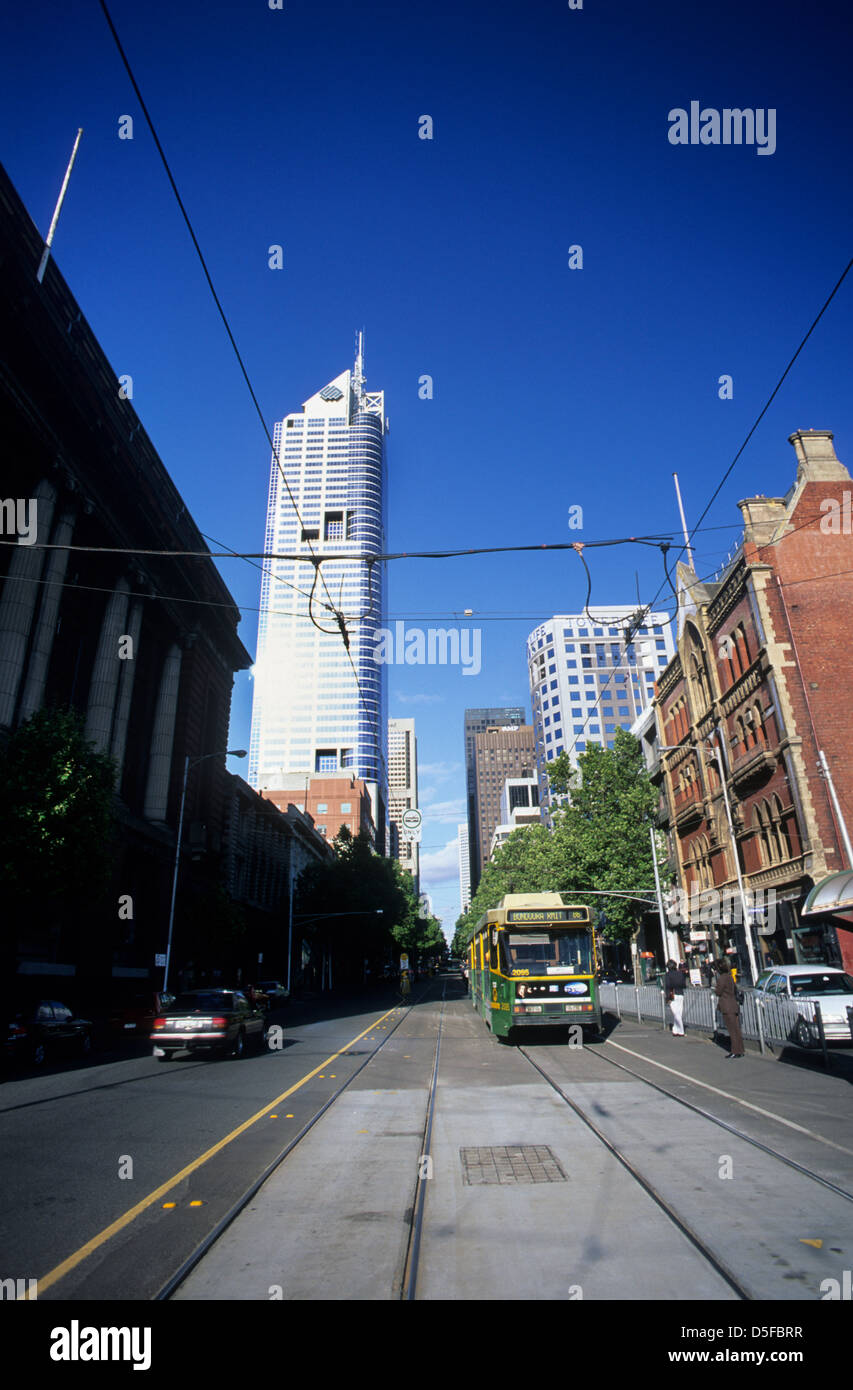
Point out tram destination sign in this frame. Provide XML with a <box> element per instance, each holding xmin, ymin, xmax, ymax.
<box><xmin>506</xmin><ymin>908</ymin><xmax>589</xmax><ymax>923</ymax></box>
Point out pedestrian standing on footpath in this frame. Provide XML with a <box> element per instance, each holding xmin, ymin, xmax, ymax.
<box><xmin>664</xmin><ymin>959</ymin><xmax>685</xmax><ymax>1036</ymax></box>
<box><xmin>714</xmin><ymin>959</ymin><xmax>744</xmax><ymax>1058</ymax></box>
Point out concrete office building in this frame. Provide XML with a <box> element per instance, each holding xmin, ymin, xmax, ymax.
<box><xmin>489</xmin><ymin>775</ymin><xmax>541</xmax><ymax>859</ymax></box>
<box><xmin>471</xmin><ymin>724</ymin><xmax>537</xmax><ymax>886</ymax></box>
<box><xmin>527</xmin><ymin>607</ymin><xmax>675</xmax><ymax>815</ymax></box>
<box><xmin>458</xmin><ymin>823</ymin><xmax>472</xmax><ymax>918</ymax></box>
<box><xmin>464</xmin><ymin>706</ymin><xmax>526</xmax><ymax>891</ymax></box>
<box><xmin>388</xmin><ymin>717</ymin><xmax>419</xmax><ymax>892</ymax></box>
<box><xmin>250</xmin><ymin>337</ymin><xmax>388</xmax><ymax>849</ymax></box>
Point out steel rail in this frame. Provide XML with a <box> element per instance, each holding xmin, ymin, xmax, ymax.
<box><xmin>592</xmin><ymin>1038</ymin><xmax>853</xmax><ymax>1204</ymax></box>
<box><xmin>154</xmin><ymin>984</ymin><xmax>433</xmax><ymax>1300</ymax></box>
<box><xmin>400</xmin><ymin>981</ymin><xmax>447</xmax><ymax>1301</ymax></box>
<box><xmin>517</xmin><ymin>1043</ymin><xmax>752</xmax><ymax>1301</ymax></box>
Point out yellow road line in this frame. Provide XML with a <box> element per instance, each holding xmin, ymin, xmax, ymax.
<box><xmin>27</xmin><ymin>1003</ymin><xmax>401</xmax><ymax>1298</ymax></box>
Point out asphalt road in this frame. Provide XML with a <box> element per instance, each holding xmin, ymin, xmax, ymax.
<box><xmin>0</xmin><ymin>989</ymin><xmax>411</xmax><ymax>1300</ymax></box>
<box><xmin>4</xmin><ymin>975</ymin><xmax>853</xmax><ymax>1303</ymax></box>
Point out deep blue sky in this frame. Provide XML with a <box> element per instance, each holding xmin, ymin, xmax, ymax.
<box><xmin>3</xmin><ymin>0</ymin><xmax>852</xmax><ymax>933</ymax></box>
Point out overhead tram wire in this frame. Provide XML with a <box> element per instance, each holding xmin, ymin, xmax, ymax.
<box><xmin>200</xmin><ymin>530</ymin><xmax>336</xmax><ymax>616</ymax></box>
<box><xmin>561</xmin><ymin>250</ymin><xmax>853</xmax><ymax>752</ymax></box>
<box><xmin>610</xmin><ymin>249</ymin><xmax>853</xmax><ymax>648</ymax></box>
<box><xmin>99</xmin><ymin>0</ymin><xmax>394</xmax><ymax>797</ymax></box>
<box><xmin>97</xmin><ymin>0</ymin><xmax>344</xmax><ymax>641</ymax></box>
<box><xmin>0</xmin><ymin>507</ymin><xmax>842</xmax><ymax>618</ymax></box>
<box><xmin>0</xmin><ymin>532</ymin><xmax>684</xmax><ymax>564</ymax></box>
<box><xmin>557</xmin><ymin>502</ymin><xmax>853</xmax><ymax>755</ymax></box>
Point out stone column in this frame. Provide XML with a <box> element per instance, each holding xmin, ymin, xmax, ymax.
<box><xmin>0</xmin><ymin>478</ymin><xmax>57</xmax><ymax>727</ymax></box>
<box><xmin>110</xmin><ymin>598</ymin><xmax>144</xmax><ymax>787</ymax></box>
<box><xmin>143</xmin><ymin>643</ymin><xmax>183</xmax><ymax>822</ymax></box>
<box><xmin>18</xmin><ymin>503</ymin><xmax>78</xmax><ymax>722</ymax></box>
<box><xmin>84</xmin><ymin>576</ymin><xmax>130</xmax><ymax>754</ymax></box>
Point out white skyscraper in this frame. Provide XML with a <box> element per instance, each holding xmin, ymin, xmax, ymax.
<box><xmin>388</xmin><ymin>716</ymin><xmax>419</xmax><ymax>890</ymax></box>
<box><xmin>527</xmin><ymin>606</ymin><xmax>675</xmax><ymax>813</ymax></box>
<box><xmin>458</xmin><ymin>822</ymin><xmax>471</xmax><ymax>918</ymax></box>
<box><xmin>249</xmin><ymin>337</ymin><xmax>388</xmax><ymax>846</ymax></box>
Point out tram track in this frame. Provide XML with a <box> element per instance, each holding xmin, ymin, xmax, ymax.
<box><xmin>399</xmin><ymin>981</ymin><xmax>446</xmax><ymax>1301</ymax></box>
<box><xmin>591</xmin><ymin>1038</ymin><xmax>853</xmax><ymax>1204</ymax></box>
<box><xmin>155</xmin><ymin>983</ymin><xmax>438</xmax><ymax>1301</ymax></box>
<box><xmin>154</xmin><ymin>980</ymin><xmax>850</xmax><ymax>1301</ymax></box>
<box><xmin>516</xmin><ymin>1043</ymin><xmax>753</xmax><ymax>1300</ymax></box>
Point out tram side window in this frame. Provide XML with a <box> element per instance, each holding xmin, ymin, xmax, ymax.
<box><xmin>490</xmin><ymin>930</ymin><xmax>499</xmax><ymax>971</ymax></box>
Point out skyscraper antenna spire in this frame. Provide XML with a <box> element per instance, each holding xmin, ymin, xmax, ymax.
<box><xmin>353</xmin><ymin>329</ymin><xmax>365</xmax><ymax>406</ymax></box>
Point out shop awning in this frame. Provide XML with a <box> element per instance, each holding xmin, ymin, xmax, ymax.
<box><xmin>801</xmin><ymin>870</ymin><xmax>853</xmax><ymax>917</ymax></box>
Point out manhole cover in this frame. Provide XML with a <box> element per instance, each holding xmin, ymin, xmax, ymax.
<box><xmin>460</xmin><ymin>1145</ymin><xmax>567</xmax><ymax>1185</ymax></box>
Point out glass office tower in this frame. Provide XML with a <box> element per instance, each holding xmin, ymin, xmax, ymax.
<box><xmin>249</xmin><ymin>337</ymin><xmax>388</xmax><ymax>847</ymax></box>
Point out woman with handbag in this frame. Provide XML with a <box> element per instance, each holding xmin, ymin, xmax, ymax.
<box><xmin>714</xmin><ymin>959</ymin><xmax>744</xmax><ymax>1058</ymax></box>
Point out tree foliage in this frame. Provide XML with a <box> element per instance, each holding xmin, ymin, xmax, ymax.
<box><xmin>295</xmin><ymin>828</ymin><xmax>443</xmax><ymax>973</ymax></box>
<box><xmin>547</xmin><ymin>729</ymin><xmax>657</xmax><ymax>939</ymax></box>
<box><xmin>454</xmin><ymin>730</ymin><xmax>657</xmax><ymax>945</ymax></box>
<box><xmin>0</xmin><ymin>707</ymin><xmax>117</xmax><ymax>911</ymax></box>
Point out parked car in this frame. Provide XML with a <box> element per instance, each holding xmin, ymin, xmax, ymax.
<box><xmin>108</xmin><ymin>990</ymin><xmax>175</xmax><ymax>1036</ymax></box>
<box><xmin>750</xmin><ymin>965</ymin><xmax>853</xmax><ymax>1046</ymax></box>
<box><xmin>5</xmin><ymin>1000</ymin><xmax>93</xmax><ymax>1067</ymax></box>
<box><xmin>255</xmin><ymin>980</ymin><xmax>289</xmax><ymax>1005</ymax></box>
<box><xmin>151</xmin><ymin>989</ymin><xmax>267</xmax><ymax>1061</ymax></box>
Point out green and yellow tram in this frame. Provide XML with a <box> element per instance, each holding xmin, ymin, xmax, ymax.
<box><xmin>465</xmin><ymin>893</ymin><xmax>601</xmax><ymax>1042</ymax></box>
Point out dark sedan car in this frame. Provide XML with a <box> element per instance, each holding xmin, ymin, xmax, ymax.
<box><xmin>151</xmin><ymin>989</ymin><xmax>266</xmax><ymax>1061</ymax></box>
<box><xmin>108</xmin><ymin>990</ymin><xmax>176</xmax><ymax>1036</ymax></box>
<box><xmin>5</xmin><ymin>1000</ymin><xmax>93</xmax><ymax>1067</ymax></box>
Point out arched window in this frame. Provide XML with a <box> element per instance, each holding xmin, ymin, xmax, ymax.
<box><xmin>754</xmin><ymin>800</ymin><xmax>772</xmax><ymax>867</ymax></box>
<box><xmin>735</xmin><ymin>624</ymin><xmax>751</xmax><ymax>673</ymax></box>
<box><xmin>773</xmin><ymin>794</ymin><xmax>792</xmax><ymax>861</ymax></box>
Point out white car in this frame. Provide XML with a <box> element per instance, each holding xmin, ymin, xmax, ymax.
<box><xmin>751</xmin><ymin>965</ymin><xmax>853</xmax><ymax>1046</ymax></box>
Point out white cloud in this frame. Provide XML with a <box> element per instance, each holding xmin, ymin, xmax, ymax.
<box><xmin>420</xmin><ymin>835</ymin><xmax>460</xmax><ymax>885</ymax></box>
<box><xmin>419</xmin><ymin>797</ymin><xmax>465</xmax><ymax>825</ymax></box>
<box><xmin>419</xmin><ymin>760</ymin><xmax>462</xmax><ymax>781</ymax></box>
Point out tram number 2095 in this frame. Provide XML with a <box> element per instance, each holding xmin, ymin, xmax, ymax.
<box><xmin>511</xmin><ymin>970</ymin><xmax>529</xmax><ymax>976</ymax></box>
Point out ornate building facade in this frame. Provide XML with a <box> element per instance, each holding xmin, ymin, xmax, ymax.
<box><xmin>655</xmin><ymin>430</ymin><xmax>853</xmax><ymax>979</ymax></box>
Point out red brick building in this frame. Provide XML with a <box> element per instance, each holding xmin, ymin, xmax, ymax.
<box><xmin>656</xmin><ymin>430</ymin><xmax>853</xmax><ymax>978</ymax></box>
<box><xmin>261</xmin><ymin>774</ymin><xmax>375</xmax><ymax>846</ymax></box>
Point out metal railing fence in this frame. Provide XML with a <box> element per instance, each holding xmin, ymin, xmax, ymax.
<box><xmin>598</xmin><ymin>982</ymin><xmax>824</xmax><ymax>1059</ymax></box>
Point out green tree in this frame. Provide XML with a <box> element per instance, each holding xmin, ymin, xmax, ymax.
<box><xmin>548</xmin><ymin>728</ymin><xmax>657</xmax><ymax>941</ymax></box>
<box><xmin>453</xmin><ymin>731</ymin><xmax>656</xmax><ymax>949</ymax></box>
<box><xmin>455</xmin><ymin>823</ymin><xmax>558</xmax><ymax>944</ymax></box>
<box><xmin>295</xmin><ymin>829</ymin><xmax>416</xmax><ymax>982</ymax></box>
<box><xmin>0</xmin><ymin>707</ymin><xmax>117</xmax><ymax>910</ymax></box>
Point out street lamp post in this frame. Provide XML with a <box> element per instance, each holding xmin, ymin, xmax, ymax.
<box><xmin>162</xmin><ymin>748</ymin><xmax>247</xmax><ymax>994</ymax></box>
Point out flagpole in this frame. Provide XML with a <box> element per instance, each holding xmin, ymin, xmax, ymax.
<box><xmin>37</xmin><ymin>128</ymin><xmax>83</xmax><ymax>284</ymax></box>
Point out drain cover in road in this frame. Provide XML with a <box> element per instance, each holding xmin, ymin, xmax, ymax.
<box><xmin>460</xmin><ymin>1145</ymin><xmax>567</xmax><ymax>1184</ymax></box>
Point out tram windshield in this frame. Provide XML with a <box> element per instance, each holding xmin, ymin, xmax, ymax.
<box><xmin>501</xmin><ymin>931</ymin><xmax>593</xmax><ymax>975</ymax></box>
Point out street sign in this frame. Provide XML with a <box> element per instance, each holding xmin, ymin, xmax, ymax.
<box><xmin>401</xmin><ymin>809</ymin><xmax>422</xmax><ymax>831</ymax></box>
<box><xmin>154</xmin><ymin>953</ymin><xmax>166</xmax><ymax>968</ymax></box>
<box><xmin>400</xmin><ymin>953</ymin><xmax>409</xmax><ymax>970</ymax></box>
